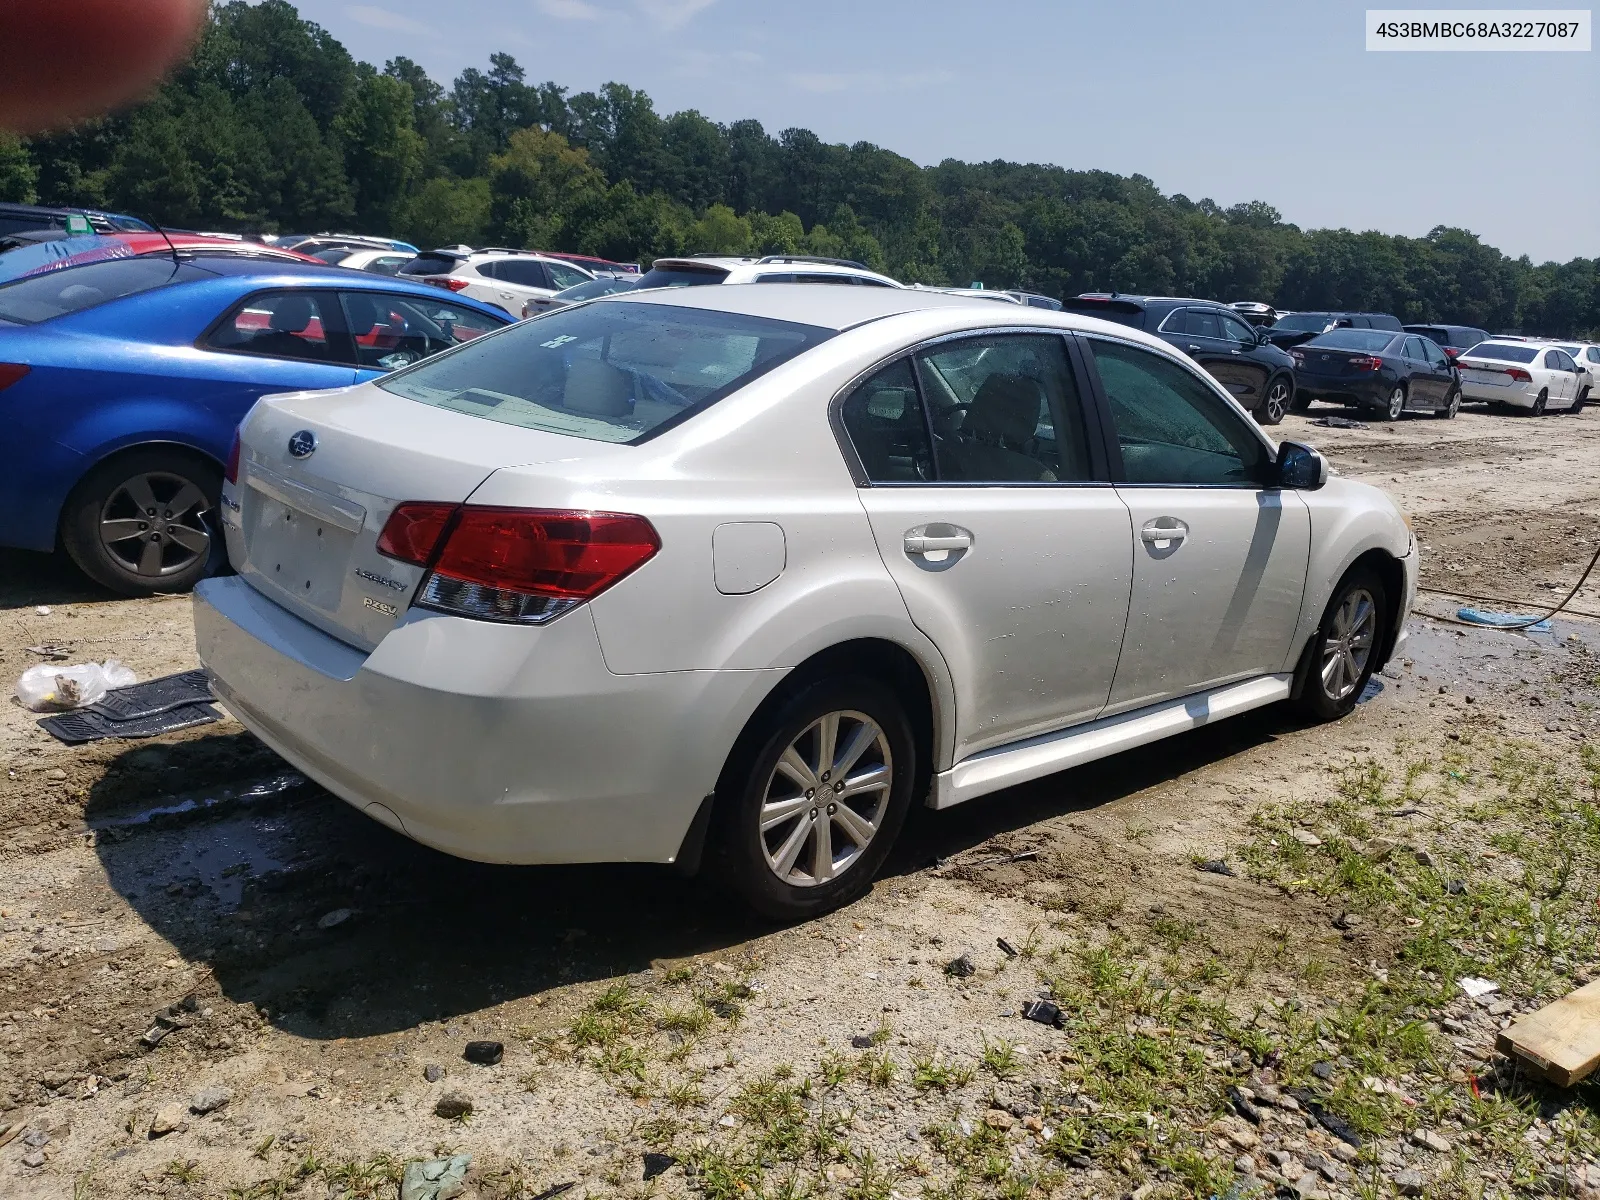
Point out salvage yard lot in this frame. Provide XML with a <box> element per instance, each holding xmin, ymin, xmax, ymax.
<box><xmin>2</xmin><ymin>407</ymin><xmax>1600</xmax><ymax>1200</ymax></box>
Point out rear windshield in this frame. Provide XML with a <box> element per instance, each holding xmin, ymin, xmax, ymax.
<box><xmin>398</xmin><ymin>254</ymin><xmax>461</xmax><ymax>276</ymax></box>
<box><xmin>1305</xmin><ymin>329</ymin><xmax>1396</xmax><ymax>352</ymax></box>
<box><xmin>633</xmin><ymin>264</ymin><xmax>730</xmax><ymax>288</ymax></box>
<box><xmin>0</xmin><ymin>257</ymin><xmax>209</xmax><ymax>324</ymax></box>
<box><xmin>556</xmin><ymin>277</ymin><xmax>638</xmax><ymax>301</ymax></box>
<box><xmin>1405</xmin><ymin>326</ymin><xmax>1447</xmax><ymax>341</ymax></box>
<box><xmin>379</xmin><ymin>301</ymin><xmax>833</xmax><ymax>444</ymax></box>
<box><xmin>1059</xmin><ymin>299</ymin><xmax>1144</xmax><ymax>328</ymax></box>
<box><xmin>1273</xmin><ymin>313</ymin><xmax>1333</xmax><ymax>332</ymax></box>
<box><xmin>1555</xmin><ymin>344</ymin><xmax>1583</xmax><ymax>356</ymax></box>
<box><xmin>1466</xmin><ymin>343</ymin><xmax>1538</xmax><ymax>363</ymax></box>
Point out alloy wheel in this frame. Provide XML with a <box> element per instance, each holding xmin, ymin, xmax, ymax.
<box><xmin>1263</xmin><ymin>380</ymin><xmax>1290</xmax><ymax>424</ymax></box>
<box><xmin>1320</xmin><ymin>586</ymin><xmax>1377</xmax><ymax>702</ymax></box>
<box><xmin>759</xmin><ymin>710</ymin><xmax>892</xmax><ymax>887</ymax></box>
<box><xmin>98</xmin><ymin>470</ymin><xmax>212</xmax><ymax>579</ymax></box>
<box><xmin>1386</xmin><ymin>387</ymin><xmax>1405</xmax><ymax>420</ymax></box>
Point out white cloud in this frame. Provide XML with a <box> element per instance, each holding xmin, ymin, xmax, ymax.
<box><xmin>343</xmin><ymin>4</ymin><xmax>435</xmax><ymax>34</ymax></box>
<box><xmin>635</xmin><ymin>0</ymin><xmax>717</xmax><ymax>29</ymax></box>
<box><xmin>537</xmin><ymin>0</ymin><xmax>604</xmax><ymax>18</ymax></box>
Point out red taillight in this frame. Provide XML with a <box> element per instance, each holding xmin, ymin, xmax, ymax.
<box><xmin>376</xmin><ymin>501</ymin><xmax>457</xmax><ymax>565</ymax></box>
<box><xmin>375</xmin><ymin>505</ymin><xmax>661</xmax><ymax>625</ymax></box>
<box><xmin>1348</xmin><ymin>356</ymin><xmax>1383</xmax><ymax>371</ymax></box>
<box><xmin>224</xmin><ymin>429</ymin><xmax>241</xmax><ymax>484</ymax></box>
<box><xmin>1506</xmin><ymin>367</ymin><xmax>1532</xmax><ymax>382</ymax></box>
<box><xmin>0</xmin><ymin>363</ymin><xmax>30</xmax><ymax>391</ymax></box>
<box><xmin>427</xmin><ymin>276</ymin><xmax>472</xmax><ymax>292</ymax></box>
<box><xmin>1444</xmin><ymin>347</ymin><xmax>1461</xmax><ymax>358</ymax></box>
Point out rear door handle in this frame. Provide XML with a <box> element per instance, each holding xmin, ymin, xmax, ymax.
<box><xmin>905</xmin><ymin>533</ymin><xmax>972</xmax><ymax>554</ymax></box>
<box><xmin>1140</xmin><ymin>519</ymin><xmax>1187</xmax><ymax>545</ymax></box>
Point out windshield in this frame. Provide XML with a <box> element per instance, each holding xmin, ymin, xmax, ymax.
<box><xmin>1465</xmin><ymin>343</ymin><xmax>1538</xmax><ymax>363</ymax></box>
<box><xmin>1273</xmin><ymin>313</ymin><xmax>1333</xmax><ymax>332</ymax></box>
<box><xmin>634</xmin><ymin>263</ymin><xmax>730</xmax><ymax>288</ymax></box>
<box><xmin>0</xmin><ymin>257</ymin><xmax>208</xmax><ymax>324</ymax></box>
<box><xmin>556</xmin><ymin>277</ymin><xmax>639</xmax><ymax>301</ymax></box>
<box><xmin>1305</xmin><ymin>329</ymin><xmax>1395</xmax><ymax>352</ymax></box>
<box><xmin>379</xmin><ymin>301</ymin><xmax>832</xmax><ymax>444</ymax></box>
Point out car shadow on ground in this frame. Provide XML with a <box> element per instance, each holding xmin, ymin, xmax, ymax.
<box><xmin>0</xmin><ymin>548</ymin><xmax>115</xmax><ymax>609</ymax></box>
<box><xmin>82</xmin><ymin>702</ymin><xmax>1299</xmax><ymax>1043</ymax></box>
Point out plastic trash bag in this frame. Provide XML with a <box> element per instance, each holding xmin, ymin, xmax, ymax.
<box><xmin>1456</xmin><ymin>607</ymin><xmax>1553</xmax><ymax>633</ymax></box>
<box><xmin>15</xmin><ymin>660</ymin><xmax>138</xmax><ymax>712</ymax></box>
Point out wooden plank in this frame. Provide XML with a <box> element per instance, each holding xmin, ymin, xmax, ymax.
<box><xmin>1496</xmin><ymin>979</ymin><xmax>1600</xmax><ymax>1088</ymax></box>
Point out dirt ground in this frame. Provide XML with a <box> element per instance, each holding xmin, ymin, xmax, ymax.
<box><xmin>2</xmin><ymin>403</ymin><xmax>1599</xmax><ymax>1200</ymax></box>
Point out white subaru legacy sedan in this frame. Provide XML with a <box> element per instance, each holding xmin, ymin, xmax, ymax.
<box><xmin>196</xmin><ymin>286</ymin><xmax>1417</xmax><ymax>920</ymax></box>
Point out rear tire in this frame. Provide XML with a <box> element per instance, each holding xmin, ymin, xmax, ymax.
<box><xmin>60</xmin><ymin>447</ymin><xmax>221</xmax><ymax>597</ymax></box>
<box><xmin>710</xmin><ymin>676</ymin><xmax>916</xmax><ymax>922</ymax></box>
<box><xmin>1382</xmin><ymin>385</ymin><xmax>1406</xmax><ymax>421</ymax></box>
<box><xmin>1258</xmin><ymin>377</ymin><xmax>1291</xmax><ymax>426</ymax></box>
<box><xmin>1530</xmin><ymin>390</ymin><xmax>1548</xmax><ymax>416</ymax></box>
<box><xmin>1435</xmin><ymin>387</ymin><xmax>1461</xmax><ymax>419</ymax></box>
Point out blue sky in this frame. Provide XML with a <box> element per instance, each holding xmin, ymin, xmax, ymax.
<box><xmin>305</xmin><ymin>0</ymin><xmax>1598</xmax><ymax>263</ymax></box>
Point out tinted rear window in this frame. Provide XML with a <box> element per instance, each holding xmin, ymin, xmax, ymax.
<box><xmin>1465</xmin><ymin>343</ymin><xmax>1538</xmax><ymax>363</ymax></box>
<box><xmin>1059</xmin><ymin>299</ymin><xmax>1145</xmax><ymax>328</ymax></box>
<box><xmin>379</xmin><ymin>301</ymin><xmax>832</xmax><ymax>444</ymax></box>
<box><xmin>1306</xmin><ymin>329</ymin><xmax>1397</xmax><ymax>352</ymax></box>
<box><xmin>398</xmin><ymin>254</ymin><xmax>461</xmax><ymax>276</ymax></box>
<box><xmin>634</xmin><ymin>264</ymin><xmax>731</xmax><ymax>288</ymax></box>
<box><xmin>1405</xmin><ymin>326</ymin><xmax>1448</xmax><ymax>341</ymax></box>
<box><xmin>1273</xmin><ymin>313</ymin><xmax>1332</xmax><ymax>332</ymax></box>
<box><xmin>1368</xmin><ymin>314</ymin><xmax>1403</xmax><ymax>330</ymax></box>
<box><xmin>0</xmin><ymin>257</ymin><xmax>209</xmax><ymax>324</ymax></box>
<box><xmin>556</xmin><ymin>277</ymin><xmax>639</xmax><ymax>301</ymax></box>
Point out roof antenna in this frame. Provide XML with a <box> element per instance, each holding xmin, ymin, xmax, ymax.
<box><xmin>146</xmin><ymin>217</ymin><xmax>183</xmax><ymax>271</ymax></box>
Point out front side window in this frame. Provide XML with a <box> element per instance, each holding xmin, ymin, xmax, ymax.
<box><xmin>379</xmin><ymin>301</ymin><xmax>831</xmax><ymax>444</ymax></box>
<box><xmin>341</xmin><ymin>292</ymin><xmax>504</xmax><ymax>370</ymax></box>
<box><xmin>0</xmin><ymin>258</ymin><xmax>210</xmax><ymax>324</ymax></box>
<box><xmin>1425</xmin><ymin>340</ymin><xmax>1450</xmax><ymax>368</ymax></box>
<box><xmin>838</xmin><ymin>359</ymin><xmax>934</xmax><ymax>483</ymax></box>
<box><xmin>206</xmin><ymin>290</ymin><xmax>350</xmax><ymax>363</ymax></box>
<box><xmin>546</xmin><ymin>262</ymin><xmax>592</xmax><ymax>289</ymax></box>
<box><xmin>1219</xmin><ymin>313</ymin><xmax>1257</xmax><ymax>343</ymax></box>
<box><xmin>914</xmin><ymin>334</ymin><xmax>1092</xmax><ymax>483</ymax></box>
<box><xmin>1088</xmin><ymin>338</ymin><xmax>1267</xmax><ymax>486</ymax></box>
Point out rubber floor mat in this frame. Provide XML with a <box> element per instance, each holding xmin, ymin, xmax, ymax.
<box><xmin>40</xmin><ymin>701</ymin><xmax>221</xmax><ymax>745</ymax></box>
<box><xmin>90</xmin><ymin>668</ymin><xmax>212</xmax><ymax>721</ymax></box>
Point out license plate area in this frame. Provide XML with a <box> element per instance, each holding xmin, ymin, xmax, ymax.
<box><xmin>248</xmin><ymin>494</ymin><xmax>357</xmax><ymax>614</ymax></box>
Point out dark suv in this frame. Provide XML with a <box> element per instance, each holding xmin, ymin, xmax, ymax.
<box><xmin>1059</xmin><ymin>294</ymin><xmax>1299</xmax><ymax>424</ymax></box>
<box><xmin>1402</xmin><ymin>324</ymin><xmax>1490</xmax><ymax>360</ymax></box>
<box><xmin>0</xmin><ymin>203</ymin><xmax>152</xmax><ymax>238</ymax></box>
<box><xmin>1264</xmin><ymin>311</ymin><xmax>1403</xmax><ymax>350</ymax></box>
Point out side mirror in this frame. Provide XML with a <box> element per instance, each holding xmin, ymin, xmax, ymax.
<box><xmin>1276</xmin><ymin>441</ymin><xmax>1327</xmax><ymax>490</ymax></box>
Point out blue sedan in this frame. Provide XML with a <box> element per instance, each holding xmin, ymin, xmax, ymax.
<box><xmin>0</xmin><ymin>257</ymin><xmax>511</xmax><ymax>595</ymax></box>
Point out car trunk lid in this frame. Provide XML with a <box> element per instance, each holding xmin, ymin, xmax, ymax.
<box><xmin>232</xmin><ymin>382</ymin><xmax>620</xmax><ymax>651</ymax></box>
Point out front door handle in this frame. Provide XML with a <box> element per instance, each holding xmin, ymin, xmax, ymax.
<box><xmin>905</xmin><ymin>532</ymin><xmax>972</xmax><ymax>554</ymax></box>
<box><xmin>1140</xmin><ymin>519</ymin><xmax>1187</xmax><ymax>546</ymax></box>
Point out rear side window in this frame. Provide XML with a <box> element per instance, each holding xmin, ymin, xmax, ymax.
<box><xmin>398</xmin><ymin>254</ymin><xmax>461</xmax><ymax>276</ymax></box>
<box><xmin>838</xmin><ymin>359</ymin><xmax>934</xmax><ymax>483</ymax></box>
<box><xmin>1468</xmin><ymin>343</ymin><xmax>1538</xmax><ymax>363</ymax></box>
<box><xmin>0</xmin><ymin>258</ymin><xmax>209</xmax><ymax>324</ymax></box>
<box><xmin>915</xmin><ymin>334</ymin><xmax>1093</xmax><ymax>483</ymax></box>
<box><xmin>1369</xmin><ymin>314</ymin><xmax>1404</xmax><ymax>331</ymax></box>
<box><xmin>379</xmin><ymin>301</ymin><xmax>832</xmax><ymax>444</ymax></box>
<box><xmin>1403</xmin><ymin>337</ymin><xmax>1427</xmax><ymax>360</ymax></box>
<box><xmin>1088</xmin><ymin>338</ymin><xmax>1267</xmax><ymax>486</ymax></box>
<box><xmin>205</xmin><ymin>290</ymin><xmax>351</xmax><ymax>363</ymax></box>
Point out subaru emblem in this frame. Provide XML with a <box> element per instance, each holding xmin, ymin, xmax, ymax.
<box><xmin>287</xmin><ymin>430</ymin><xmax>316</xmax><ymax>459</ymax></box>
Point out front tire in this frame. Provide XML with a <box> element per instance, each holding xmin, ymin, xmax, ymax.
<box><xmin>1435</xmin><ymin>386</ymin><xmax>1461</xmax><ymax>419</ymax></box>
<box><xmin>1294</xmin><ymin>568</ymin><xmax>1388</xmax><ymax>722</ymax></box>
<box><xmin>711</xmin><ymin>676</ymin><xmax>915</xmax><ymax>921</ymax></box>
<box><xmin>60</xmin><ymin>447</ymin><xmax>221</xmax><ymax>597</ymax></box>
<box><xmin>1570</xmin><ymin>387</ymin><xmax>1588</xmax><ymax>415</ymax></box>
<box><xmin>1258</xmin><ymin>377</ymin><xmax>1291</xmax><ymax>426</ymax></box>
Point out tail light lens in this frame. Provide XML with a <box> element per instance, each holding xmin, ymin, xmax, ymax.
<box><xmin>375</xmin><ymin>504</ymin><xmax>660</xmax><ymax>625</ymax></box>
<box><xmin>0</xmin><ymin>363</ymin><xmax>30</xmax><ymax>391</ymax></box>
<box><xmin>224</xmin><ymin>429</ymin><xmax>241</xmax><ymax>484</ymax></box>
<box><xmin>1506</xmin><ymin>367</ymin><xmax>1532</xmax><ymax>382</ymax></box>
<box><xmin>1348</xmin><ymin>356</ymin><xmax>1383</xmax><ymax>371</ymax></box>
<box><xmin>427</xmin><ymin>276</ymin><xmax>472</xmax><ymax>292</ymax></box>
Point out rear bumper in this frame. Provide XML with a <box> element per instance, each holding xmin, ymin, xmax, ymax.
<box><xmin>1460</xmin><ymin>378</ymin><xmax>1538</xmax><ymax>407</ymax></box>
<box><xmin>1292</xmin><ymin>371</ymin><xmax>1391</xmax><ymax>408</ymax></box>
<box><xmin>194</xmin><ymin>576</ymin><xmax>782</xmax><ymax>865</ymax></box>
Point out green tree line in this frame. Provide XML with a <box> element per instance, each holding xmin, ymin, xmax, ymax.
<box><xmin>1</xmin><ymin>0</ymin><xmax>1594</xmax><ymax>335</ymax></box>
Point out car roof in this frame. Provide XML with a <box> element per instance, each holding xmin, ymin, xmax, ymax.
<box><xmin>170</xmin><ymin>259</ymin><xmax>511</xmax><ymax>315</ymax></box>
<box><xmin>604</xmin><ymin>279</ymin><xmax>1174</xmax><ymax>338</ymax></box>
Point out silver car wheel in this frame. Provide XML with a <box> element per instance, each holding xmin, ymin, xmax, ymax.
<box><xmin>98</xmin><ymin>470</ymin><xmax>212</xmax><ymax>578</ymax></box>
<box><xmin>1320</xmin><ymin>586</ymin><xmax>1377</xmax><ymax>702</ymax></box>
<box><xmin>1386</xmin><ymin>387</ymin><xmax>1405</xmax><ymax>420</ymax></box>
<box><xmin>1263</xmin><ymin>379</ymin><xmax>1290</xmax><ymax>424</ymax></box>
<box><xmin>760</xmin><ymin>710</ymin><xmax>892</xmax><ymax>887</ymax></box>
